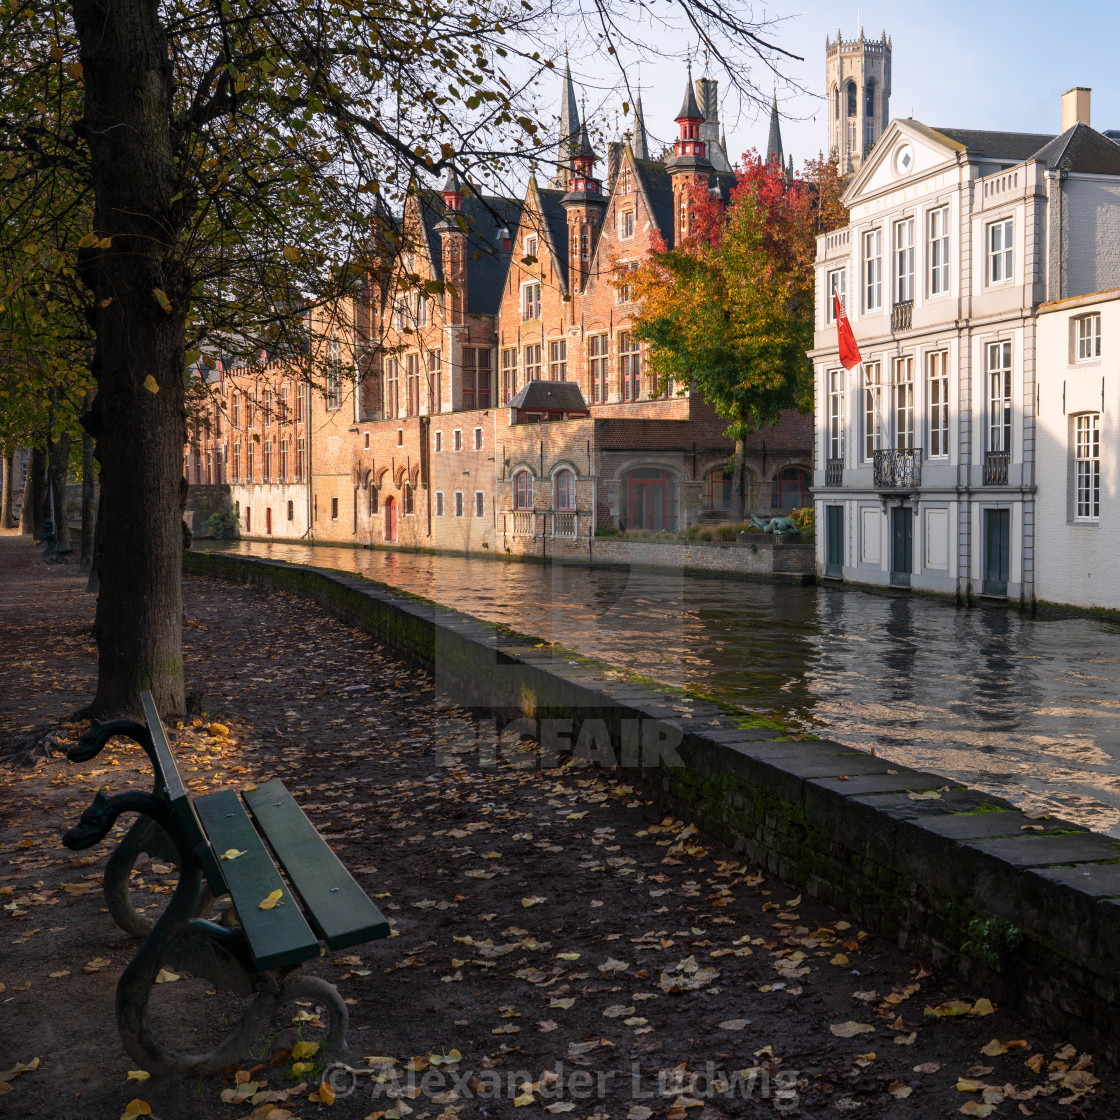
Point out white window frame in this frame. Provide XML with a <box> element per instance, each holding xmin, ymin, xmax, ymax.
<box><xmin>521</xmin><ymin>281</ymin><xmax>541</xmax><ymax>320</ymax></box>
<box><xmin>434</xmin><ymin>491</ymin><xmax>445</xmax><ymax>517</ymax></box>
<box><xmin>927</xmin><ymin>350</ymin><xmax>949</xmax><ymax>458</ymax></box>
<box><xmin>1077</xmin><ymin>313</ymin><xmax>1101</xmax><ymax>362</ymax></box>
<box><xmin>825</xmin><ymin>269</ymin><xmax>846</xmax><ymax>323</ymax></box>
<box><xmin>894</xmin><ymin>355</ymin><xmax>914</xmax><ymax>450</ymax></box>
<box><xmin>863</xmin><ymin>229</ymin><xmax>882</xmax><ymax>313</ymax></box>
<box><xmin>929</xmin><ymin>206</ymin><xmax>950</xmax><ymax>297</ymax></box>
<box><xmin>473</xmin><ymin>427</ymin><xmax>483</xmax><ymax>450</ymax></box>
<box><xmin>987</xmin><ymin>340</ymin><xmax>1012</xmax><ymax>453</ymax></box>
<box><xmin>862</xmin><ymin>361</ymin><xmax>883</xmax><ymax>462</ymax></box>
<box><xmin>434</xmin><ymin>431</ymin><xmax>442</xmax><ymax>453</ymax></box>
<box><xmin>1075</xmin><ymin>413</ymin><xmax>1101</xmax><ymax>521</ymax></box>
<box><xmin>454</xmin><ymin>491</ymin><xmax>464</xmax><ymax>518</ymax></box>
<box><xmin>894</xmin><ymin>217</ymin><xmax>915</xmax><ymax>304</ymax></box>
<box><xmin>618</xmin><ymin>209</ymin><xmax>635</xmax><ymax>240</ymax></box>
<box><xmin>988</xmin><ymin>218</ymin><xmax>1013</xmax><ymax>285</ymax></box>
<box><xmin>828</xmin><ymin>369</ymin><xmax>845</xmax><ymax>461</ymax></box>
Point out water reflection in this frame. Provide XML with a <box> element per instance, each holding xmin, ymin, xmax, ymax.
<box><xmin>198</xmin><ymin>541</ymin><xmax>1120</xmax><ymax>835</ymax></box>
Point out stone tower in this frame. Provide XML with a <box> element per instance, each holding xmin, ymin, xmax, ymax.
<box><xmin>665</xmin><ymin>65</ymin><xmax>712</xmax><ymax>244</ymax></box>
<box><xmin>826</xmin><ymin>29</ymin><xmax>891</xmax><ymax>174</ymax></box>
<box><xmin>560</xmin><ymin>121</ymin><xmax>607</xmax><ymax>300</ymax></box>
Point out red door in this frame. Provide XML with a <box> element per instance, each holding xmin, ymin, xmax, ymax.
<box><xmin>385</xmin><ymin>497</ymin><xmax>397</xmax><ymax>542</ymax></box>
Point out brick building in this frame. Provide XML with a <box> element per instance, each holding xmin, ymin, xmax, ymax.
<box><xmin>190</xmin><ymin>65</ymin><xmax>812</xmax><ymax>549</ymax></box>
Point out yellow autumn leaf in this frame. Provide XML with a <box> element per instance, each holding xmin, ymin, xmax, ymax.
<box><xmin>924</xmin><ymin>999</ymin><xmax>972</xmax><ymax>1017</ymax></box>
<box><xmin>959</xmin><ymin>1102</ymin><xmax>994</xmax><ymax>1118</ymax></box>
<box><xmin>259</xmin><ymin>889</ymin><xmax>283</xmax><ymax>910</ymax></box>
<box><xmin>310</xmin><ymin>1081</ymin><xmax>335</xmax><ymax>1104</ymax></box>
<box><xmin>121</xmin><ymin>1101</ymin><xmax>152</xmax><ymax>1119</ymax></box>
<box><xmin>567</xmin><ymin>811</ymin><xmax>587</xmax><ymax>820</ymax></box>
<box><xmin>956</xmin><ymin>1078</ymin><xmax>988</xmax><ymax>1092</ymax></box>
<box><xmin>521</xmin><ymin>896</ymin><xmax>546</xmax><ymax>907</ymax></box>
<box><xmin>152</xmin><ymin>288</ymin><xmax>171</xmax><ymax>312</ymax></box>
<box><xmin>142</xmin><ymin>375</ymin><xmax>160</xmax><ymax>394</ymax></box>
<box><xmin>292</xmin><ymin>1040</ymin><xmax>320</xmax><ymax>1061</ymax></box>
<box><xmin>209</xmin><ymin>722</ymin><xmax>230</xmax><ymax>737</ymax></box>
<box><xmin>979</xmin><ymin>1039</ymin><xmax>1009</xmax><ymax>1057</ymax></box>
<box><xmin>282</xmin><ymin>245</ymin><xmax>302</xmax><ymax>263</ymax></box>
<box><xmin>830</xmin><ymin>953</ymin><xmax>849</xmax><ymax>966</ymax></box>
<box><xmin>221</xmin><ymin>849</ymin><xmax>247</xmax><ymax>861</ymax></box>
<box><xmin>556</xmin><ymin>952</ymin><xmax>580</xmax><ymax>961</ymax></box>
<box><xmin>545</xmin><ymin>1104</ymin><xmax>577</xmax><ymax>1113</ymax></box>
<box><xmin>154</xmin><ymin>968</ymin><xmax>179</xmax><ymax>984</ymax></box>
<box><xmin>830</xmin><ymin>1021</ymin><xmax>875</xmax><ymax>1038</ymax></box>
<box><xmin>125</xmin><ymin>1070</ymin><xmax>150</xmax><ymax>1082</ymax></box>
<box><xmin>969</xmin><ymin>998</ymin><xmax>995</xmax><ymax>1016</ymax></box>
<box><xmin>513</xmin><ymin>1093</ymin><xmax>535</xmax><ymax>1107</ymax></box>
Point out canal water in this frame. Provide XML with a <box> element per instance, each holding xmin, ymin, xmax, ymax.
<box><xmin>198</xmin><ymin>540</ymin><xmax>1120</xmax><ymax>836</ymax></box>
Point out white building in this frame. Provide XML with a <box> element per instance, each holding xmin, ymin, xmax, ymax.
<box><xmin>810</xmin><ymin>88</ymin><xmax>1120</xmax><ymax>605</ymax></box>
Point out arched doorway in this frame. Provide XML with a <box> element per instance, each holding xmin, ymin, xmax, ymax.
<box><xmin>384</xmin><ymin>496</ymin><xmax>397</xmax><ymax>542</ymax></box>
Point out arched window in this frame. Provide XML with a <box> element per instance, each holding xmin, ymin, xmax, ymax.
<box><xmin>514</xmin><ymin>470</ymin><xmax>534</xmax><ymax>510</ymax></box>
<box><xmin>621</xmin><ymin>468</ymin><xmax>678</xmax><ymax>531</ymax></box>
<box><xmin>326</xmin><ymin>329</ymin><xmax>342</xmax><ymax>409</ymax></box>
<box><xmin>833</xmin><ymin>85</ymin><xmax>840</xmax><ymax>122</ymax></box>
<box><xmin>864</xmin><ymin>78</ymin><xmax>876</xmax><ymax>119</ymax></box>
<box><xmin>771</xmin><ymin>467</ymin><xmax>811</xmax><ymax>510</ymax></box>
<box><xmin>555</xmin><ymin>468</ymin><xmax>575</xmax><ymax>511</ymax></box>
<box><xmin>702</xmin><ymin>466</ymin><xmax>733</xmax><ymax>512</ymax></box>
<box><xmin>846</xmin><ymin>81</ymin><xmax>857</xmax><ymax>117</ymax></box>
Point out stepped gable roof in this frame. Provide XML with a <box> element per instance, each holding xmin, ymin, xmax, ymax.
<box><xmin>632</xmin><ymin>157</ymin><xmax>675</xmax><ymax>242</ymax></box>
<box><xmin>1029</xmin><ymin>122</ymin><xmax>1120</xmax><ymax>174</ymax></box>
<box><xmin>507</xmin><ymin>379</ymin><xmax>588</xmax><ymax>411</ymax></box>
<box><xmin>931</xmin><ymin>126</ymin><xmax>1056</xmax><ymax>161</ymax></box>
<box><xmin>531</xmin><ymin>183</ymin><xmax>572</xmax><ymax>294</ymax></box>
<box><xmin>417</xmin><ymin>189</ymin><xmax>523</xmax><ymax>315</ymax></box>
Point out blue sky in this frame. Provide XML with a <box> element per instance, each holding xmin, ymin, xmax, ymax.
<box><xmin>562</xmin><ymin>0</ymin><xmax>1120</xmax><ymax>172</ymax></box>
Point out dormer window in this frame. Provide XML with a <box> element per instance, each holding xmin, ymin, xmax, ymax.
<box><xmin>521</xmin><ymin>282</ymin><xmax>541</xmax><ymax>320</ymax></box>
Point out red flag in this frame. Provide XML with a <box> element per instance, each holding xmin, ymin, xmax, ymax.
<box><xmin>834</xmin><ymin>292</ymin><xmax>862</xmax><ymax>370</ymax></box>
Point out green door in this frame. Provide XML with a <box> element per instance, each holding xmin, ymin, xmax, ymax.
<box><xmin>890</xmin><ymin>507</ymin><xmax>912</xmax><ymax>587</ymax></box>
<box><xmin>983</xmin><ymin>508</ymin><xmax>1010</xmax><ymax>596</ymax></box>
<box><xmin>825</xmin><ymin>506</ymin><xmax>844</xmax><ymax>578</ymax></box>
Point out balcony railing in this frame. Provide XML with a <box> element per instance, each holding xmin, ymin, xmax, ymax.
<box><xmin>891</xmin><ymin>300</ymin><xmax>913</xmax><ymax>332</ymax></box>
<box><xmin>825</xmin><ymin>459</ymin><xmax>844</xmax><ymax>487</ymax></box>
<box><xmin>509</xmin><ymin>510</ymin><xmax>582</xmax><ymax>538</ymax></box>
<box><xmin>552</xmin><ymin>511</ymin><xmax>578</xmax><ymax>539</ymax></box>
<box><xmin>983</xmin><ymin>450</ymin><xmax>1010</xmax><ymax>486</ymax></box>
<box><xmin>873</xmin><ymin>447</ymin><xmax>922</xmax><ymax>488</ymax></box>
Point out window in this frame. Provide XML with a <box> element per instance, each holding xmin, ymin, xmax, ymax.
<box><xmin>521</xmin><ymin>283</ymin><xmax>541</xmax><ymax>320</ymax></box>
<box><xmin>295</xmin><ymin>385</ymin><xmax>303</xmax><ymax>422</ymax></box>
<box><xmin>434</xmin><ymin>430</ymin><xmax>443</xmax><ymax>452</ymax></box>
<box><xmin>453</xmin><ymin>429</ymin><xmax>462</xmax><ymax>451</ymax></box>
<box><xmin>987</xmin><ymin>340</ymin><xmax>1012</xmax><ymax>453</ymax></box>
<box><xmin>862</xmin><ymin>361</ymin><xmax>883</xmax><ymax>461</ymax></box>
<box><xmin>524</xmin><ymin>236</ymin><xmax>538</xmax><ymax>260</ymax></box>
<box><xmin>246</xmin><ymin>507</ymin><xmax>251</xmax><ymax>532</ymax></box>
<box><xmin>929</xmin><ymin>206</ymin><xmax>950</xmax><ymax>296</ymax></box>
<box><xmin>414</xmin><ymin>293</ymin><xmax>428</xmax><ymax>327</ymax></box>
<box><xmin>245</xmin><ymin>393</ymin><xmax>255</xmax><ymax>426</ymax></box>
<box><xmin>473</xmin><ymin>427</ymin><xmax>482</xmax><ymax>450</ymax></box>
<box><xmin>588</xmin><ymin>334</ymin><xmax>609</xmax><ymax>403</ymax></box>
<box><xmin>618</xmin><ymin>168</ymin><xmax>632</xmax><ymax>196</ymax></box>
<box><xmin>397</xmin><ymin>428</ymin><xmax>403</xmax><ymax>446</ymax></box>
<box><xmin>279</xmin><ymin>438</ymin><xmax>289</xmax><ymax>481</ymax></box>
<box><xmin>548</xmin><ymin>339</ymin><xmax>567</xmax><ymax>381</ymax></box>
<box><xmin>454</xmin><ymin>491</ymin><xmax>464</xmax><ymax>517</ymax></box>
<box><xmin>927</xmin><ymin>350</ymin><xmax>949</xmax><ymax>458</ymax></box>
<box><xmin>296</xmin><ymin>437</ymin><xmax>305</xmax><ymax>481</ymax></box>
<box><xmin>771</xmin><ymin>467</ymin><xmax>810</xmax><ymax>510</ymax></box>
<box><xmin>1075</xmin><ymin>414</ymin><xmax>1100</xmax><ymax>520</ymax></box>
<box><xmin>1077</xmin><ymin>314</ymin><xmax>1101</xmax><ymax>362</ymax></box>
<box><xmin>262</xmin><ymin>389</ymin><xmax>272</xmax><ymax>425</ymax></box>
<box><xmin>514</xmin><ymin>470</ymin><xmax>534</xmax><ymax>510</ymax></box>
<box><xmin>555</xmin><ymin>468</ymin><xmax>575</xmax><ymax>511</ymax></box>
<box><xmin>435</xmin><ymin>491</ymin><xmax>445</xmax><ymax>517</ymax></box>
<box><xmin>501</xmin><ymin>348</ymin><xmax>517</xmax><ymax>403</ymax></box>
<box><xmin>394</xmin><ymin>297</ymin><xmax>409</xmax><ymax>332</ymax></box>
<box><xmin>863</xmin><ymin>229</ymin><xmax>882</xmax><ymax>312</ymax></box>
<box><xmin>619</xmin><ymin>210</ymin><xmax>635</xmax><ymax>239</ymax></box>
<box><xmin>474</xmin><ymin>491</ymin><xmax>485</xmax><ymax>517</ymax></box>
<box><xmin>287</xmin><ymin>500</ymin><xmax>294</xmax><ymax>522</ymax></box>
<box><xmin>247</xmin><ymin>441</ymin><xmax>255</xmax><ymax>480</ymax></box>
<box><xmin>462</xmin><ymin>348</ymin><xmax>491</xmax><ymax>409</ymax></box>
<box><xmin>404</xmin><ymin>483</ymin><xmax>414</xmax><ymax>515</ymax></box>
<box><xmin>894</xmin><ymin>217</ymin><xmax>914</xmax><ymax>303</ymax></box>
<box><xmin>384</xmin><ymin>358</ymin><xmax>399</xmax><ymax>419</ymax></box>
<box><xmin>331</xmin><ymin>496</ymin><xmax>339</xmax><ymax>519</ymax></box>
<box><xmin>406</xmin><ymin>353</ymin><xmax>421</xmax><ymax>416</ymax></box>
<box><xmin>828</xmin><ymin>369</ymin><xmax>845</xmax><ymax>461</ymax></box>
<box><xmin>826</xmin><ymin>269</ymin><xmax>846</xmax><ymax>322</ymax></box>
<box><xmin>846</xmin><ymin>80</ymin><xmax>857</xmax><ymax>117</ymax></box>
<box><xmin>702</xmin><ymin>466</ymin><xmax>733</xmax><ymax>512</ymax></box>
<box><xmin>364</xmin><ymin>432</ymin><xmax>370</xmax><ymax>449</ymax></box>
<box><xmin>428</xmin><ymin>350</ymin><xmax>442</xmax><ymax>412</ymax></box>
<box><xmin>232</xmin><ymin>393</ymin><xmax>240</xmax><ymax>428</ymax></box>
<box><xmin>230</xmin><ymin>443</ymin><xmax>240</xmax><ymax>482</ymax></box>
<box><xmin>524</xmin><ymin>343</ymin><xmax>542</xmax><ymax>381</ymax></box>
<box><xmin>326</xmin><ymin>331</ymin><xmax>343</xmax><ymax>409</ymax></box>
<box><xmin>621</xmin><ymin>468</ymin><xmax>678</xmax><ymax>531</ymax></box>
<box><xmin>214</xmin><ymin>405</ymin><xmax>222</xmax><ymax>437</ymax></box>
<box><xmin>894</xmin><ymin>356</ymin><xmax>914</xmax><ymax>450</ymax></box>
<box><xmin>988</xmin><ymin>219</ymin><xmax>1013</xmax><ymax>284</ymax></box>
<box><xmin>279</xmin><ymin>384</ymin><xmax>288</xmax><ymax>422</ymax></box>
<box><xmin>615</xmin><ymin>261</ymin><xmax>638</xmax><ymax>303</ymax></box>
<box><xmin>619</xmin><ymin>331</ymin><xmax>641</xmax><ymax>401</ymax></box>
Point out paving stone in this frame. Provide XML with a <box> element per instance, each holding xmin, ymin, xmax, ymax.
<box><xmin>962</xmin><ymin>832</ymin><xmax>1120</xmax><ymax>867</ymax></box>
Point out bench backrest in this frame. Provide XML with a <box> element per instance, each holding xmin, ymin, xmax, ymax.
<box><xmin>140</xmin><ymin>692</ymin><xmax>228</xmax><ymax>895</ymax></box>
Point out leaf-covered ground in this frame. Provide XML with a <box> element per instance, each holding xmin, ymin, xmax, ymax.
<box><xmin>0</xmin><ymin>534</ymin><xmax>1115</xmax><ymax>1118</ymax></box>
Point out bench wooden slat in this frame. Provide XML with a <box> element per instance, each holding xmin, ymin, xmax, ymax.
<box><xmin>194</xmin><ymin>789</ymin><xmax>322</xmax><ymax>971</ymax></box>
<box><xmin>244</xmin><ymin>780</ymin><xmax>391</xmax><ymax>950</ymax></box>
<box><xmin>141</xmin><ymin>693</ymin><xmax>228</xmax><ymax>897</ymax></box>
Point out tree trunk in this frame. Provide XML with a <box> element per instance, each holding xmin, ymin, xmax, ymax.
<box><xmin>87</xmin><ymin>496</ymin><xmax>102</xmax><ymax>593</ymax></box>
<box><xmin>49</xmin><ymin>427</ymin><xmax>72</xmax><ymax>551</ymax></box>
<box><xmin>73</xmin><ymin>0</ymin><xmax>186</xmax><ymax>717</ymax></box>
<box><xmin>730</xmin><ymin>437</ymin><xmax>746</xmax><ymax>523</ymax></box>
<box><xmin>80</xmin><ymin>420</ymin><xmax>96</xmax><ymax>572</ymax></box>
<box><xmin>0</xmin><ymin>446</ymin><xmax>11</xmax><ymax>529</ymax></box>
<box><xmin>19</xmin><ymin>447</ymin><xmax>45</xmax><ymax>536</ymax></box>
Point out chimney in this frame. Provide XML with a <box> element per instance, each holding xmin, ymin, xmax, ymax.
<box><xmin>1061</xmin><ymin>87</ymin><xmax>1091</xmax><ymax>132</ymax></box>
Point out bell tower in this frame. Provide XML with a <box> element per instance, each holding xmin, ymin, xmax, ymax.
<box><xmin>826</xmin><ymin>28</ymin><xmax>891</xmax><ymax>174</ymax></box>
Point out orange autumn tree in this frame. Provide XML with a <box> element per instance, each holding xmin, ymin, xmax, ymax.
<box><xmin>630</xmin><ymin>153</ymin><xmax>846</xmax><ymax>521</ymax></box>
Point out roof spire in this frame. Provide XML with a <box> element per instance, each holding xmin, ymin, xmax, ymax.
<box><xmin>675</xmin><ymin>62</ymin><xmax>703</xmax><ymax>122</ymax></box>
<box><xmin>550</xmin><ymin>56</ymin><xmax>582</xmax><ymax>189</ymax></box>
<box><xmin>632</xmin><ymin>92</ymin><xmax>649</xmax><ymax>160</ymax></box>
<box><xmin>766</xmin><ymin>92</ymin><xmax>784</xmax><ymax>169</ymax></box>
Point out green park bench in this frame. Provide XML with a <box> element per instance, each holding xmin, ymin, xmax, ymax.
<box><xmin>63</xmin><ymin>691</ymin><xmax>390</xmax><ymax>1076</ymax></box>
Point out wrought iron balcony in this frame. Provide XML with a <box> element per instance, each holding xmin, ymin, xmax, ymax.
<box><xmin>873</xmin><ymin>447</ymin><xmax>922</xmax><ymax>488</ymax></box>
<box><xmin>983</xmin><ymin>450</ymin><xmax>1010</xmax><ymax>486</ymax></box>
<box><xmin>825</xmin><ymin>459</ymin><xmax>844</xmax><ymax>487</ymax></box>
<box><xmin>891</xmin><ymin>300</ymin><xmax>913</xmax><ymax>332</ymax></box>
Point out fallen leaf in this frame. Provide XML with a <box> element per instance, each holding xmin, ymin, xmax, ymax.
<box><xmin>513</xmin><ymin>1093</ymin><xmax>535</xmax><ymax>1106</ymax></box>
<box><xmin>913</xmin><ymin>1062</ymin><xmax>940</xmax><ymax>1074</ymax></box>
<box><xmin>1024</xmin><ymin>1053</ymin><xmax>1045</xmax><ymax>1074</ymax></box>
<box><xmin>830</xmin><ymin>1021</ymin><xmax>875</xmax><ymax>1038</ymax></box>
<box><xmin>888</xmin><ymin>1082</ymin><xmax>912</xmax><ymax>1099</ymax></box>
<box><xmin>521</xmin><ymin>896</ymin><xmax>546</xmax><ymax>908</ymax></box>
<box><xmin>154</xmin><ymin>968</ymin><xmax>179</xmax><ymax>984</ymax></box>
<box><xmin>126</xmin><ymin>1071</ymin><xmax>150</xmax><ymax>1082</ymax></box>
<box><xmin>121</xmin><ymin>1102</ymin><xmax>152</xmax><ymax>1119</ymax></box>
<box><xmin>718</xmin><ymin>1019</ymin><xmax>749</xmax><ymax>1030</ymax></box>
<box><xmin>959</xmin><ymin>1103</ymin><xmax>994</xmax><ymax>1118</ymax></box>
<box><xmin>142</xmin><ymin>375</ymin><xmax>160</xmax><ymax>394</ymax></box>
<box><xmin>970</xmin><ymin>998</ymin><xmax>995</xmax><ymax>1017</ymax></box>
<box><xmin>907</xmin><ymin>790</ymin><xmax>942</xmax><ymax>801</ymax></box>
<box><xmin>310</xmin><ymin>1082</ymin><xmax>336</xmax><ymax>1104</ymax></box>
<box><xmin>83</xmin><ymin>957</ymin><xmax>111</xmax><ymax>973</ymax></box>
<box><xmin>221</xmin><ymin>849</ymin><xmax>247</xmax><ymax>861</ymax></box>
<box><xmin>537</xmin><ymin>1020</ymin><xmax>560</xmax><ymax>1033</ymax></box>
<box><xmin>550</xmin><ymin>998</ymin><xmax>575</xmax><ymax>1009</ymax></box>
<box><xmin>544</xmin><ymin>1104</ymin><xmax>576</xmax><ymax>1113</ymax></box>
<box><xmin>292</xmin><ymin>1041</ymin><xmax>320</xmax><ymax>1061</ymax></box>
<box><xmin>259</xmin><ymin>889</ymin><xmax>284</xmax><ymax>910</ymax></box>
<box><xmin>925</xmin><ymin>1000</ymin><xmax>972</xmax><ymax>1018</ymax></box>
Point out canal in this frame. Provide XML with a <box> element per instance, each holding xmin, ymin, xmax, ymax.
<box><xmin>198</xmin><ymin>540</ymin><xmax>1120</xmax><ymax>836</ymax></box>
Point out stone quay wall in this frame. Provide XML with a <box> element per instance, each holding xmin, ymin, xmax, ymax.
<box><xmin>184</xmin><ymin>549</ymin><xmax>1120</xmax><ymax>1063</ymax></box>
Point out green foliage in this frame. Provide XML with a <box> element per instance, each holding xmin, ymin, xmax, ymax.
<box><xmin>961</xmin><ymin>915</ymin><xmax>1023</xmax><ymax>974</ymax></box>
<box><xmin>788</xmin><ymin>507</ymin><xmax>814</xmax><ymax>542</ymax></box>
<box><xmin>204</xmin><ymin>506</ymin><xmax>241</xmax><ymax>540</ymax></box>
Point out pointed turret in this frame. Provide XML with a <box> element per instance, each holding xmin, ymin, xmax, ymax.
<box><xmin>666</xmin><ymin>63</ymin><xmax>712</xmax><ymax>245</ymax></box>
<box><xmin>549</xmin><ymin>57</ymin><xmax>582</xmax><ymax>189</ymax></box>
<box><xmin>561</xmin><ymin>119</ymin><xmax>607</xmax><ymax>298</ymax></box>
<box><xmin>632</xmin><ymin>94</ymin><xmax>649</xmax><ymax>160</ymax></box>
<box><xmin>765</xmin><ymin>95</ymin><xmax>784</xmax><ymax>169</ymax></box>
<box><xmin>440</xmin><ymin>168</ymin><xmax>463</xmax><ymax>211</ymax></box>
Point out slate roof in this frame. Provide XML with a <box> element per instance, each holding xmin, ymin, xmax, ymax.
<box><xmin>633</xmin><ymin>158</ymin><xmax>676</xmax><ymax>243</ymax></box>
<box><xmin>932</xmin><ymin>127</ymin><xmax>1056</xmax><ymax>161</ymax></box>
<box><xmin>416</xmin><ymin>190</ymin><xmax>523</xmax><ymax>316</ymax></box>
<box><xmin>1029</xmin><ymin>123</ymin><xmax>1120</xmax><ymax>174</ymax></box>
<box><xmin>507</xmin><ymin>379</ymin><xmax>589</xmax><ymax>412</ymax></box>
<box><xmin>533</xmin><ymin>185</ymin><xmax>571</xmax><ymax>290</ymax></box>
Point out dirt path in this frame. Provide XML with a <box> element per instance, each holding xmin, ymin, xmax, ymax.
<box><xmin>0</xmin><ymin>534</ymin><xmax>1114</xmax><ymax>1119</ymax></box>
